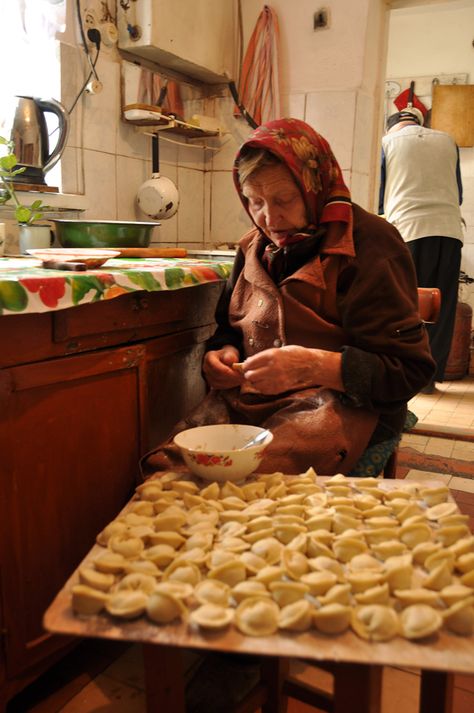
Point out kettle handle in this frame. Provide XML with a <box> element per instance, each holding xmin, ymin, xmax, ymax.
<box><xmin>35</xmin><ymin>97</ymin><xmax>70</xmax><ymax>174</ymax></box>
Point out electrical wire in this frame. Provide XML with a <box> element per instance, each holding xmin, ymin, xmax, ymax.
<box><xmin>67</xmin><ymin>44</ymin><xmax>101</xmax><ymax>115</ymax></box>
<box><xmin>75</xmin><ymin>0</ymin><xmax>100</xmax><ymax>81</ymax></box>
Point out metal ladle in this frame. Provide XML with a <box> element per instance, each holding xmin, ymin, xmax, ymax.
<box><xmin>241</xmin><ymin>429</ymin><xmax>271</xmax><ymax>450</ymax></box>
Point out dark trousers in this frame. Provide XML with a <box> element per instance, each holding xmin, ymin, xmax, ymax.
<box><xmin>407</xmin><ymin>236</ymin><xmax>462</xmax><ymax>382</ymax></box>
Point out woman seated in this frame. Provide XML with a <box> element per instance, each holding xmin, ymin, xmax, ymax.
<box><xmin>142</xmin><ymin>118</ymin><xmax>434</xmax><ymax>479</ymax></box>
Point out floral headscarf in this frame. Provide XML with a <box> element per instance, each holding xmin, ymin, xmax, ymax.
<box><xmin>233</xmin><ymin>118</ymin><xmax>352</xmax><ymax>234</ymax></box>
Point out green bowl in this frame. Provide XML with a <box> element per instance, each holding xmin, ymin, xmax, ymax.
<box><xmin>53</xmin><ymin>220</ymin><xmax>158</xmax><ymax>248</ymax></box>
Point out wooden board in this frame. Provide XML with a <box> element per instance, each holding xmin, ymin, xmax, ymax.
<box><xmin>43</xmin><ymin>477</ymin><xmax>474</xmax><ymax>676</ymax></box>
<box><xmin>431</xmin><ymin>85</ymin><xmax>474</xmax><ymax>147</ymax></box>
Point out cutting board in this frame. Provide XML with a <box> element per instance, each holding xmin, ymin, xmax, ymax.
<box><xmin>431</xmin><ymin>84</ymin><xmax>474</xmax><ymax>147</ymax></box>
<box><xmin>115</xmin><ymin>247</ymin><xmax>188</xmax><ymax>258</ymax></box>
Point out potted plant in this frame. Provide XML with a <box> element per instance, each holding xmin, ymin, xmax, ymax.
<box><xmin>0</xmin><ymin>135</ymin><xmax>52</xmax><ymax>253</ymax></box>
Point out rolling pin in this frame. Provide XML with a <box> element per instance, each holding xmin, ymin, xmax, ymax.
<box><xmin>115</xmin><ymin>247</ymin><xmax>188</xmax><ymax>258</ymax></box>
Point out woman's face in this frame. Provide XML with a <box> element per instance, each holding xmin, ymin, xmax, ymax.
<box><xmin>241</xmin><ymin>163</ymin><xmax>308</xmax><ymax>246</ymax></box>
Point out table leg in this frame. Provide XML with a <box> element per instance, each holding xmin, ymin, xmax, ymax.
<box><xmin>332</xmin><ymin>663</ymin><xmax>383</xmax><ymax>713</ymax></box>
<box><xmin>261</xmin><ymin>657</ymin><xmax>289</xmax><ymax>713</ymax></box>
<box><xmin>142</xmin><ymin>643</ymin><xmax>186</xmax><ymax>713</ymax></box>
<box><xmin>419</xmin><ymin>670</ymin><xmax>454</xmax><ymax>713</ymax></box>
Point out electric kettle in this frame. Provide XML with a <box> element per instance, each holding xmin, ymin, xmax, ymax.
<box><xmin>2</xmin><ymin>96</ymin><xmax>69</xmax><ymax>185</ymax></box>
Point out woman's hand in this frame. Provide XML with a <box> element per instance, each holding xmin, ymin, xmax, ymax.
<box><xmin>240</xmin><ymin>345</ymin><xmax>344</xmax><ymax>394</ymax></box>
<box><xmin>202</xmin><ymin>345</ymin><xmax>243</xmax><ymax>390</ymax></box>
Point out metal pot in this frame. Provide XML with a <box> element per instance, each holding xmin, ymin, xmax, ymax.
<box><xmin>2</xmin><ymin>96</ymin><xmax>69</xmax><ymax>185</ymax></box>
<box><xmin>52</xmin><ymin>220</ymin><xmax>158</xmax><ymax>249</ymax></box>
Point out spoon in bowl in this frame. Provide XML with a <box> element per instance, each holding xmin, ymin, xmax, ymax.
<box><xmin>241</xmin><ymin>429</ymin><xmax>272</xmax><ymax>450</ymax></box>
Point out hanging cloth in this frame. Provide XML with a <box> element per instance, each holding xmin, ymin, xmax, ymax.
<box><xmin>234</xmin><ymin>5</ymin><xmax>280</xmax><ymax>126</ymax></box>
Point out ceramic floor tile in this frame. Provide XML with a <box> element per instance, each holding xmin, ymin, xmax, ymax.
<box><xmin>424</xmin><ymin>438</ymin><xmax>455</xmax><ymax>457</ymax></box>
<box><xmin>405</xmin><ymin>469</ymin><xmax>452</xmax><ymax>484</ymax></box>
<box><xmin>381</xmin><ymin>667</ymin><xmax>420</xmax><ymax>713</ymax></box>
<box><xmin>58</xmin><ymin>675</ymin><xmax>146</xmax><ymax>713</ymax></box>
<box><xmin>102</xmin><ymin>644</ymin><xmax>145</xmax><ymax>691</ymax></box>
<box><xmin>450</xmin><ymin>476</ymin><xmax>474</xmax><ymax>493</ymax></box>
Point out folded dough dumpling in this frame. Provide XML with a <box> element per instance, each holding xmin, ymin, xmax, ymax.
<box><xmin>146</xmin><ymin>590</ymin><xmax>187</xmax><ymax>624</ymax></box>
<box><xmin>240</xmin><ymin>551</ymin><xmax>267</xmax><ymax>574</ymax></box>
<box><xmin>208</xmin><ymin>559</ymin><xmax>247</xmax><ymax>587</ymax></box>
<box><xmin>251</xmin><ymin>537</ymin><xmax>283</xmax><ymax>565</ymax></box>
<box><xmin>437</xmin><ymin>525</ymin><xmax>471</xmax><ymax>547</ymax></box>
<box><xmin>318</xmin><ymin>583</ymin><xmax>352</xmax><ymax>606</ymax></box>
<box><xmin>96</xmin><ymin>521</ymin><xmax>128</xmax><ymax>546</ymax></box>
<box><xmin>166</xmin><ymin>563</ymin><xmax>202</xmax><ymax>587</ymax></box>
<box><xmin>281</xmin><ymin>549</ymin><xmax>310</xmax><ymax>579</ymax></box>
<box><xmin>253</xmin><ymin>565</ymin><xmax>285</xmax><ymax>586</ymax></box>
<box><xmin>349</xmin><ymin>554</ymin><xmax>384</xmax><ymax>572</ymax></box>
<box><xmin>116</xmin><ymin>573</ymin><xmax>157</xmax><ymax>594</ymax></box>
<box><xmin>393</xmin><ymin>588</ymin><xmax>441</xmax><ymax>608</ymax></box>
<box><xmin>442</xmin><ymin>597</ymin><xmax>474</xmax><ymax>636</ymax></box>
<box><xmin>347</xmin><ymin>571</ymin><xmax>385</xmax><ymax>594</ymax></box>
<box><xmin>333</xmin><ymin>537</ymin><xmax>368</xmax><ymax>563</ymax></box>
<box><xmin>79</xmin><ymin>567</ymin><xmax>115</xmax><ymax>592</ymax></box>
<box><xmin>72</xmin><ymin>584</ymin><xmax>109</xmax><ymax>616</ymax></box>
<box><xmin>193</xmin><ymin>579</ymin><xmax>230</xmax><ymax>606</ymax></box>
<box><xmin>449</xmin><ymin>535</ymin><xmax>474</xmax><ymax>558</ymax></box>
<box><xmin>312</xmin><ymin>603</ymin><xmax>351</xmax><ymax>634</ymax></box>
<box><xmin>371</xmin><ymin>540</ymin><xmax>407</xmax><ymax>561</ymax></box>
<box><xmin>300</xmin><ymin>571</ymin><xmax>338</xmax><ymax>596</ymax></box>
<box><xmin>190</xmin><ymin>603</ymin><xmax>234</xmax><ymax>630</ymax></box>
<box><xmin>384</xmin><ymin>554</ymin><xmax>414</xmax><ymax>591</ymax></box>
<box><xmin>107</xmin><ymin>590</ymin><xmax>149</xmax><ymax>619</ymax></box>
<box><xmin>455</xmin><ymin>552</ymin><xmax>474</xmax><ymax>574</ymax></box>
<box><xmin>399</xmin><ymin>522</ymin><xmax>432</xmax><ymax>549</ymax></box>
<box><xmin>307</xmin><ymin>556</ymin><xmax>345</xmax><ymax>582</ymax></box>
<box><xmin>269</xmin><ymin>581</ymin><xmax>310</xmax><ymax>607</ymax></box>
<box><xmin>234</xmin><ymin>597</ymin><xmax>280</xmax><ymax>636</ymax></box>
<box><xmin>278</xmin><ymin>599</ymin><xmax>313</xmax><ymax>632</ymax></box>
<box><xmin>412</xmin><ymin>541</ymin><xmax>442</xmax><ymax>566</ymax></box>
<box><xmin>231</xmin><ymin>581</ymin><xmax>271</xmax><ymax>604</ymax></box>
<box><xmin>400</xmin><ymin>604</ymin><xmax>443</xmax><ymax>639</ymax></box>
<box><xmin>93</xmin><ymin>551</ymin><xmax>127</xmax><ymax>574</ymax></box>
<box><xmin>425</xmin><ymin>502</ymin><xmax>458</xmax><ymax>521</ymax></box>
<box><xmin>439</xmin><ymin>584</ymin><xmax>474</xmax><ymax>607</ymax></box>
<box><xmin>354</xmin><ymin>583</ymin><xmax>390</xmax><ymax>606</ymax></box>
<box><xmin>424</xmin><ymin>549</ymin><xmax>455</xmax><ymax>573</ymax></box>
<box><xmin>423</xmin><ymin>562</ymin><xmax>452</xmax><ymax>591</ymax></box>
<box><xmin>351</xmin><ymin>605</ymin><xmax>399</xmax><ymax>641</ymax></box>
<box><xmin>419</xmin><ymin>485</ymin><xmax>450</xmax><ymax>506</ymax></box>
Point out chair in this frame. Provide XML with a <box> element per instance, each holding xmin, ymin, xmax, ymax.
<box><xmin>383</xmin><ymin>286</ymin><xmax>441</xmax><ymax>479</ymax></box>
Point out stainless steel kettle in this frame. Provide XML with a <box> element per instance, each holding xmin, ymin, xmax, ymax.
<box><xmin>4</xmin><ymin>96</ymin><xmax>69</xmax><ymax>185</ymax></box>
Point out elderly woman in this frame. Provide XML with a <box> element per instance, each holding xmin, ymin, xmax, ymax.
<box><xmin>142</xmin><ymin>118</ymin><xmax>434</xmax><ymax>479</ymax></box>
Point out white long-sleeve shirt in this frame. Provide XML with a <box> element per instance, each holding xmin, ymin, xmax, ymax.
<box><xmin>379</xmin><ymin>125</ymin><xmax>463</xmax><ymax>244</ymax></box>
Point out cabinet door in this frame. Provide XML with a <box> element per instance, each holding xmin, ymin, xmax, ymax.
<box><xmin>0</xmin><ymin>344</ymin><xmax>146</xmax><ymax>677</ymax></box>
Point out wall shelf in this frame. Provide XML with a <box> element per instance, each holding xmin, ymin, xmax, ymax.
<box><xmin>123</xmin><ymin>109</ymin><xmax>219</xmax><ymax>139</ymax></box>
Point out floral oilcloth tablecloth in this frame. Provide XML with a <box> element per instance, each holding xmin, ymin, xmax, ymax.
<box><xmin>0</xmin><ymin>257</ymin><xmax>234</xmax><ymax>315</ymax></box>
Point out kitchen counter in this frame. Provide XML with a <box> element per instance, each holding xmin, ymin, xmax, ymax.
<box><xmin>0</xmin><ymin>262</ymin><xmax>229</xmax><ymax>710</ymax></box>
<box><xmin>0</xmin><ymin>255</ymin><xmax>233</xmax><ymax>315</ymax></box>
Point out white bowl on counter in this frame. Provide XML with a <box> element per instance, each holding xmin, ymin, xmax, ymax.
<box><xmin>173</xmin><ymin>424</ymin><xmax>273</xmax><ymax>482</ymax></box>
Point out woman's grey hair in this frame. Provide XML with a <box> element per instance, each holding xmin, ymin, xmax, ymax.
<box><xmin>237</xmin><ymin>148</ymin><xmax>281</xmax><ymax>185</ymax></box>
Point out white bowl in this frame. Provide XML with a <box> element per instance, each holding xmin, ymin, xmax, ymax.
<box><xmin>173</xmin><ymin>424</ymin><xmax>273</xmax><ymax>482</ymax></box>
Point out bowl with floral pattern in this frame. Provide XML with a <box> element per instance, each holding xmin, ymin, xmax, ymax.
<box><xmin>173</xmin><ymin>424</ymin><xmax>273</xmax><ymax>482</ymax></box>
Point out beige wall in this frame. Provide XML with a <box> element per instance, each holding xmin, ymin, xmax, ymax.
<box><xmin>57</xmin><ymin>0</ymin><xmax>391</xmax><ymax>250</ymax></box>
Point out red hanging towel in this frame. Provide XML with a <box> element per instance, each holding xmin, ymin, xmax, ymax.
<box><xmin>394</xmin><ymin>81</ymin><xmax>428</xmax><ymax>119</ymax></box>
<box><xmin>234</xmin><ymin>5</ymin><xmax>281</xmax><ymax>126</ymax></box>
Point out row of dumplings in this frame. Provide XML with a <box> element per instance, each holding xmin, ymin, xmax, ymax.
<box><xmin>71</xmin><ymin>470</ymin><xmax>474</xmax><ymax>641</ymax></box>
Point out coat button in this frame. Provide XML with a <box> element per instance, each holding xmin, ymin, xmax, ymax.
<box><xmin>258</xmin><ymin>299</ymin><xmax>264</xmax><ymax>307</ymax></box>
<box><xmin>273</xmin><ymin>339</ymin><xmax>282</xmax><ymax>347</ymax></box>
<box><xmin>249</xmin><ymin>337</ymin><xmax>254</xmax><ymax>346</ymax></box>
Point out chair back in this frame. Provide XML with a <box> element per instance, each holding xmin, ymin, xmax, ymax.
<box><xmin>417</xmin><ymin>287</ymin><xmax>441</xmax><ymax>324</ymax></box>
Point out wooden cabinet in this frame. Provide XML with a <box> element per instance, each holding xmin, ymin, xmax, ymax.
<box><xmin>0</xmin><ymin>283</ymin><xmax>222</xmax><ymax>709</ymax></box>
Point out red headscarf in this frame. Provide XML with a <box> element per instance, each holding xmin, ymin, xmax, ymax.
<box><xmin>233</xmin><ymin>118</ymin><xmax>352</xmax><ymax>243</ymax></box>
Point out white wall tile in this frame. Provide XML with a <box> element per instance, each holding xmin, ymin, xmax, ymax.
<box><xmin>210</xmin><ymin>170</ymin><xmax>251</xmax><ymax>247</ymax></box>
<box><xmin>82</xmin><ymin>58</ymin><xmax>119</xmax><ymax>155</ymax></box>
<box><xmin>305</xmin><ymin>91</ymin><xmax>357</xmax><ymax>170</ymax></box>
<box><xmin>350</xmin><ymin>171</ymin><xmax>370</xmax><ymax>209</ymax></box>
<box><xmin>176</xmin><ymin>168</ymin><xmax>205</xmax><ymax>244</ymax></box>
<box><xmin>287</xmin><ymin>93</ymin><xmax>306</xmax><ymax>120</ymax></box>
<box><xmin>82</xmin><ymin>149</ymin><xmax>116</xmax><ymax>219</ymax></box>
<box><xmin>116</xmin><ymin>155</ymin><xmax>150</xmax><ymax>220</ymax></box>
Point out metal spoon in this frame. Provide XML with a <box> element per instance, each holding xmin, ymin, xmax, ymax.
<box><xmin>241</xmin><ymin>429</ymin><xmax>271</xmax><ymax>450</ymax></box>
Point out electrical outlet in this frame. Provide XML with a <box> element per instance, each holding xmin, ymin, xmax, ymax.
<box><xmin>83</xmin><ymin>7</ymin><xmax>98</xmax><ymax>30</ymax></box>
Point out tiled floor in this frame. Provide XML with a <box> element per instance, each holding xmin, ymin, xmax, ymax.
<box><xmin>6</xmin><ymin>376</ymin><xmax>474</xmax><ymax>713</ymax></box>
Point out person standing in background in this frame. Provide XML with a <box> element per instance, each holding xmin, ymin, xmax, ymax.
<box><xmin>379</xmin><ymin>107</ymin><xmax>464</xmax><ymax>394</ymax></box>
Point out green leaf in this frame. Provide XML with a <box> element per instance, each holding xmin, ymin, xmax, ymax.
<box><xmin>31</xmin><ymin>199</ymin><xmax>43</xmax><ymax>210</ymax></box>
<box><xmin>0</xmin><ymin>154</ymin><xmax>17</xmax><ymax>171</ymax></box>
<box><xmin>16</xmin><ymin>206</ymin><xmax>32</xmax><ymax>223</ymax></box>
<box><xmin>164</xmin><ymin>267</ymin><xmax>186</xmax><ymax>289</ymax></box>
<box><xmin>68</xmin><ymin>275</ymin><xmax>106</xmax><ymax>304</ymax></box>
<box><xmin>126</xmin><ymin>271</ymin><xmax>162</xmax><ymax>291</ymax></box>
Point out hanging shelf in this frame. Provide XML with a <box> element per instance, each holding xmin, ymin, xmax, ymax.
<box><xmin>123</xmin><ymin>105</ymin><xmax>220</xmax><ymax>138</ymax></box>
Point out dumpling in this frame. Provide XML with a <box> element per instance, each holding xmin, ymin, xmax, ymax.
<box><xmin>412</xmin><ymin>541</ymin><xmax>442</xmax><ymax>566</ymax></box>
<box><xmin>318</xmin><ymin>583</ymin><xmax>352</xmax><ymax>606</ymax></box>
<box><xmin>371</xmin><ymin>540</ymin><xmax>407</xmax><ymax>561</ymax></box>
<box><xmin>253</xmin><ymin>565</ymin><xmax>285</xmax><ymax>586</ymax></box>
<box><xmin>234</xmin><ymin>597</ymin><xmax>280</xmax><ymax>636</ymax></box>
<box><xmin>135</xmin><ymin>481</ymin><xmax>163</xmax><ymax>501</ymax></box>
<box><xmin>312</xmin><ymin>603</ymin><xmax>351</xmax><ymax>634</ymax></box>
<box><xmin>307</xmin><ymin>556</ymin><xmax>345</xmax><ymax>582</ymax></box>
<box><xmin>278</xmin><ymin>600</ymin><xmax>313</xmax><ymax>632</ymax></box>
<box><xmin>439</xmin><ymin>584</ymin><xmax>474</xmax><ymax>607</ymax></box>
<box><xmin>200</xmin><ymin>482</ymin><xmax>220</xmax><ymax>500</ymax></box>
<box><xmin>269</xmin><ymin>581</ymin><xmax>310</xmax><ymax>607</ymax></box>
<box><xmin>351</xmin><ymin>605</ymin><xmax>399</xmax><ymax>642</ymax></box>
<box><xmin>106</xmin><ymin>590</ymin><xmax>149</xmax><ymax>619</ymax></box>
<box><xmin>424</xmin><ymin>549</ymin><xmax>455</xmax><ymax>573</ymax></box>
<box><xmin>125</xmin><ymin>560</ymin><xmax>161</xmax><ymax>577</ymax></box>
<box><xmin>455</xmin><ymin>552</ymin><xmax>474</xmax><ymax>574</ymax></box>
<box><xmin>96</xmin><ymin>521</ymin><xmax>128</xmax><ymax>546</ymax></box>
<box><xmin>143</xmin><ymin>544</ymin><xmax>176</xmax><ymax>568</ymax></box>
<box><xmin>115</xmin><ymin>573</ymin><xmax>157</xmax><ymax>594</ymax></box>
<box><xmin>300</xmin><ymin>571</ymin><xmax>338</xmax><ymax>596</ymax></box>
<box><xmin>146</xmin><ymin>590</ymin><xmax>188</xmax><ymax>624</ymax></box>
<box><xmin>78</xmin><ymin>567</ymin><xmax>115</xmax><ymax>592</ymax></box>
<box><xmin>399</xmin><ymin>604</ymin><xmax>443</xmax><ymax>639</ymax></box>
<box><xmin>208</xmin><ymin>559</ymin><xmax>247</xmax><ymax>587</ymax></box>
<box><xmin>399</xmin><ymin>522</ymin><xmax>432</xmax><ymax>549</ymax></box>
<box><xmin>393</xmin><ymin>588</ymin><xmax>441</xmax><ymax>608</ymax></box>
<box><xmin>442</xmin><ymin>598</ymin><xmax>474</xmax><ymax>636</ymax></box>
<box><xmin>273</xmin><ymin>523</ymin><xmax>307</xmax><ymax>545</ymax></box>
<box><xmin>349</xmin><ymin>554</ymin><xmax>384</xmax><ymax>572</ymax></box>
<box><xmin>365</xmin><ymin>527</ymin><xmax>401</xmax><ymax>547</ymax></box>
<box><xmin>251</xmin><ymin>537</ymin><xmax>283</xmax><ymax>565</ymax></box>
<box><xmin>231</xmin><ymin>581</ymin><xmax>271</xmax><ymax>604</ymax></box>
<box><xmin>425</xmin><ymin>502</ymin><xmax>459</xmax><ymax>521</ymax></box>
<box><xmin>384</xmin><ymin>555</ymin><xmax>414</xmax><ymax>591</ymax></box>
<box><xmin>194</xmin><ymin>580</ymin><xmax>231</xmax><ymax>607</ymax></box>
<box><xmin>437</xmin><ymin>525</ymin><xmax>471</xmax><ymax>548</ymax></box>
<box><xmin>281</xmin><ymin>549</ymin><xmax>310</xmax><ymax>580</ymax></box>
<box><xmin>190</xmin><ymin>603</ymin><xmax>234</xmax><ymax>630</ymax></box>
<box><xmin>346</xmin><ymin>572</ymin><xmax>385</xmax><ymax>594</ymax></box>
<box><xmin>449</xmin><ymin>536</ymin><xmax>474</xmax><ymax>558</ymax></box>
<box><xmin>354</xmin><ymin>583</ymin><xmax>390</xmax><ymax>606</ymax></box>
<box><xmin>419</xmin><ymin>485</ymin><xmax>450</xmax><ymax>506</ymax></box>
<box><xmin>332</xmin><ymin>537</ymin><xmax>367</xmax><ymax>563</ymax></box>
<box><xmin>108</xmin><ymin>534</ymin><xmax>145</xmax><ymax>560</ymax></box>
<box><xmin>154</xmin><ymin>581</ymin><xmax>193</xmax><ymax>600</ymax></box>
<box><xmin>93</xmin><ymin>551</ymin><xmax>127</xmax><ymax>574</ymax></box>
<box><xmin>423</xmin><ymin>562</ymin><xmax>452</xmax><ymax>591</ymax></box>
<box><xmin>240</xmin><ymin>551</ymin><xmax>267</xmax><ymax>574</ymax></box>
<box><xmin>166</xmin><ymin>563</ymin><xmax>202</xmax><ymax>587</ymax></box>
<box><xmin>71</xmin><ymin>584</ymin><xmax>108</xmax><ymax>616</ymax></box>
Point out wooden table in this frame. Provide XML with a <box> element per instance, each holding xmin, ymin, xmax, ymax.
<box><xmin>43</xmin><ymin>478</ymin><xmax>474</xmax><ymax>713</ymax></box>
